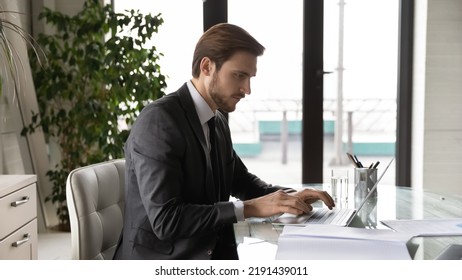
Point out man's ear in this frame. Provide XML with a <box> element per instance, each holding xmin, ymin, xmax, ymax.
<box><xmin>200</xmin><ymin>57</ymin><xmax>214</xmax><ymax>76</ymax></box>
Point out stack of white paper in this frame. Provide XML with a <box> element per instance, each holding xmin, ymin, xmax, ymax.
<box><xmin>276</xmin><ymin>225</ymin><xmax>413</xmax><ymax>260</ymax></box>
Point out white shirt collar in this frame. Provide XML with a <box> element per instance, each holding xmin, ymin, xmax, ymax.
<box><xmin>187</xmin><ymin>80</ymin><xmax>215</xmax><ymax>124</ymax></box>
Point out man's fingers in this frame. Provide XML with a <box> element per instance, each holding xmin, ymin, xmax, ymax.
<box><xmin>295</xmin><ymin>189</ymin><xmax>336</xmax><ymax>209</ymax></box>
<box><xmin>244</xmin><ymin>190</ymin><xmax>321</xmax><ymax>218</ymax></box>
<box><xmin>282</xmin><ymin>193</ymin><xmax>312</xmax><ymax>213</ymax></box>
<box><xmin>314</xmin><ymin>191</ymin><xmax>335</xmax><ymax>209</ymax></box>
<box><xmin>271</xmin><ymin>191</ymin><xmax>312</xmax><ymax>214</ymax></box>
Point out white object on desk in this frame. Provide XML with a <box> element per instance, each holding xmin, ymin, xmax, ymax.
<box><xmin>381</xmin><ymin>218</ymin><xmax>462</xmax><ymax>237</ymax></box>
<box><xmin>0</xmin><ymin>175</ymin><xmax>38</xmax><ymax>260</ymax></box>
<box><xmin>237</xmin><ymin>237</ymin><xmax>277</xmax><ymax>260</ymax></box>
<box><xmin>276</xmin><ymin>224</ymin><xmax>413</xmax><ymax>260</ymax></box>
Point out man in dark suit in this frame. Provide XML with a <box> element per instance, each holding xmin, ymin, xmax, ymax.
<box><xmin>114</xmin><ymin>23</ymin><xmax>335</xmax><ymax>260</ymax></box>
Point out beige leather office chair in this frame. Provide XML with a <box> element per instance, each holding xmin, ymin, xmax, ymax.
<box><xmin>66</xmin><ymin>159</ymin><xmax>125</xmax><ymax>260</ymax></box>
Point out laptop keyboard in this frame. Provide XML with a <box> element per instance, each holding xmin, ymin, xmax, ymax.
<box><xmin>307</xmin><ymin>208</ymin><xmax>353</xmax><ymax>225</ymax></box>
<box><xmin>270</xmin><ymin>207</ymin><xmax>356</xmax><ymax>226</ymax></box>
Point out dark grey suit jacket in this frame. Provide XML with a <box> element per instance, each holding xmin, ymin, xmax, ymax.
<box><xmin>115</xmin><ymin>83</ymin><xmax>287</xmax><ymax>259</ymax></box>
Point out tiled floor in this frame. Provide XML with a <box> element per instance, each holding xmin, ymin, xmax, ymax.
<box><xmin>37</xmin><ymin>231</ymin><xmax>72</xmax><ymax>260</ymax></box>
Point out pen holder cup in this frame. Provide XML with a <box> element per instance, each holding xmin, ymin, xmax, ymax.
<box><xmin>354</xmin><ymin>168</ymin><xmax>378</xmax><ymax>227</ymax></box>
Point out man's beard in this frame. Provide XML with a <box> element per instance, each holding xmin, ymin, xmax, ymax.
<box><xmin>208</xmin><ymin>73</ymin><xmax>240</xmax><ymax>113</ymax></box>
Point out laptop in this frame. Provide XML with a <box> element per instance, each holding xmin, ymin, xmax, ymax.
<box><xmin>271</xmin><ymin>158</ymin><xmax>394</xmax><ymax>227</ymax></box>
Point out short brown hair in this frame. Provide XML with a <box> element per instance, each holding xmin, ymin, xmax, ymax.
<box><xmin>191</xmin><ymin>23</ymin><xmax>265</xmax><ymax>78</ymax></box>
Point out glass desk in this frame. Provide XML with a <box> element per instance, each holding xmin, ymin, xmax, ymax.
<box><xmin>234</xmin><ymin>184</ymin><xmax>462</xmax><ymax>260</ymax></box>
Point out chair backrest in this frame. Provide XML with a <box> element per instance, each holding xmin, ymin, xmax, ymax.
<box><xmin>66</xmin><ymin>159</ymin><xmax>125</xmax><ymax>260</ymax></box>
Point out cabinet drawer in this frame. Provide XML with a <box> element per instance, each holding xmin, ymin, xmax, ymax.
<box><xmin>0</xmin><ymin>183</ymin><xmax>37</xmax><ymax>240</ymax></box>
<box><xmin>0</xmin><ymin>219</ymin><xmax>37</xmax><ymax>260</ymax></box>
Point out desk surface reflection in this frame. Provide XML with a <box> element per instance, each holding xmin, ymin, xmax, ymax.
<box><xmin>234</xmin><ymin>184</ymin><xmax>462</xmax><ymax>260</ymax></box>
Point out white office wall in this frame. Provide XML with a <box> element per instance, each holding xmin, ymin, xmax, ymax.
<box><xmin>413</xmin><ymin>0</ymin><xmax>462</xmax><ymax>195</ymax></box>
<box><xmin>0</xmin><ymin>0</ymin><xmax>53</xmax><ymax>232</ymax></box>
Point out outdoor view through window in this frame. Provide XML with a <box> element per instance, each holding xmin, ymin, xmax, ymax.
<box><xmin>114</xmin><ymin>0</ymin><xmax>398</xmax><ymax>186</ymax></box>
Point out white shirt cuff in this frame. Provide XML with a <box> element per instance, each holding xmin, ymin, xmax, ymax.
<box><xmin>233</xmin><ymin>200</ymin><xmax>245</xmax><ymax>221</ymax></box>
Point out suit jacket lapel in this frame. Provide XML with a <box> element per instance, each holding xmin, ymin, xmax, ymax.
<box><xmin>176</xmin><ymin>83</ymin><xmax>217</xmax><ymax>202</ymax></box>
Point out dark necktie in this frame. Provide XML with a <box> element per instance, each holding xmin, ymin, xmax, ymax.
<box><xmin>207</xmin><ymin>117</ymin><xmax>220</xmax><ymax>190</ymax></box>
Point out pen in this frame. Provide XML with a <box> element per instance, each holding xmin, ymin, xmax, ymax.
<box><xmin>346</xmin><ymin>153</ymin><xmax>359</xmax><ymax>168</ymax></box>
<box><xmin>372</xmin><ymin>161</ymin><xmax>380</xmax><ymax>169</ymax></box>
<box><xmin>353</xmin><ymin>155</ymin><xmax>364</xmax><ymax>168</ymax></box>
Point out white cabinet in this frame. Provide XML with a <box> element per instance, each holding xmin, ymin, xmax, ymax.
<box><xmin>0</xmin><ymin>175</ymin><xmax>37</xmax><ymax>259</ymax></box>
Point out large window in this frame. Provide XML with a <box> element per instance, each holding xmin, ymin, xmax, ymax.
<box><xmin>229</xmin><ymin>0</ymin><xmax>399</xmax><ymax>185</ymax></box>
<box><xmin>323</xmin><ymin>0</ymin><xmax>399</xmax><ymax>184</ymax></box>
<box><xmin>113</xmin><ymin>0</ymin><xmax>399</xmax><ymax>186</ymax></box>
<box><xmin>228</xmin><ymin>0</ymin><xmax>304</xmax><ymax>185</ymax></box>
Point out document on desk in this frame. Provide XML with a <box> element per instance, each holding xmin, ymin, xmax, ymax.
<box><xmin>237</xmin><ymin>237</ymin><xmax>278</xmax><ymax>260</ymax></box>
<box><xmin>381</xmin><ymin>218</ymin><xmax>462</xmax><ymax>237</ymax></box>
<box><xmin>276</xmin><ymin>225</ymin><xmax>413</xmax><ymax>260</ymax></box>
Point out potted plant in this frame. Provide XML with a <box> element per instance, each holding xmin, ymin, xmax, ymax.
<box><xmin>22</xmin><ymin>0</ymin><xmax>166</xmax><ymax>230</ymax></box>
